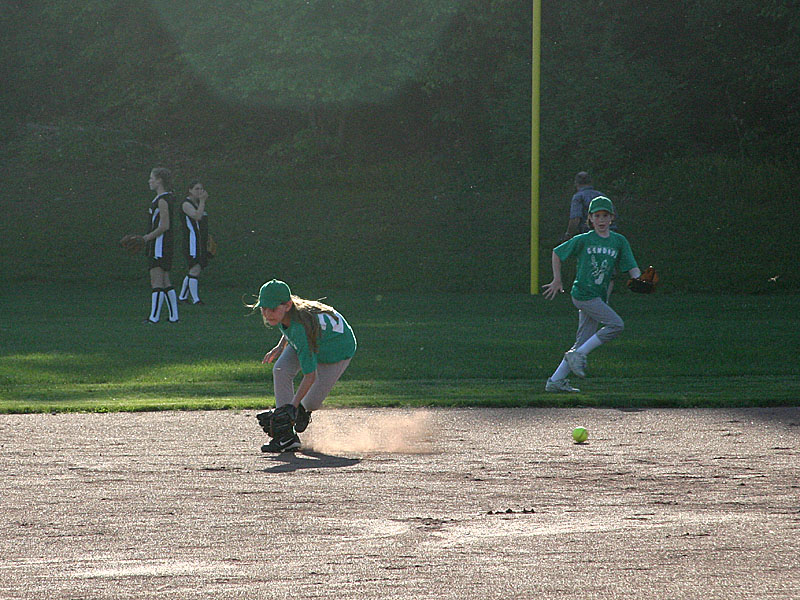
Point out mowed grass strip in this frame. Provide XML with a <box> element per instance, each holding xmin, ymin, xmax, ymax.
<box><xmin>1</xmin><ymin>283</ymin><xmax>798</xmax><ymax>412</ymax></box>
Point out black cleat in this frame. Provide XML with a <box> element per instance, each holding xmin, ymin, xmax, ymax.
<box><xmin>261</xmin><ymin>433</ymin><xmax>301</xmax><ymax>453</ymax></box>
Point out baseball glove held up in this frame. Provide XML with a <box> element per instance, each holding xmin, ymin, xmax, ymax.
<box><xmin>119</xmin><ymin>234</ymin><xmax>145</xmax><ymax>254</ymax></box>
<box><xmin>627</xmin><ymin>265</ymin><xmax>659</xmax><ymax>294</ymax></box>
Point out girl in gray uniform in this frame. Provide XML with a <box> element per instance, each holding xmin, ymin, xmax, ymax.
<box><xmin>252</xmin><ymin>279</ymin><xmax>357</xmax><ymax>452</ymax></box>
<box><xmin>543</xmin><ymin>196</ymin><xmax>641</xmax><ymax>392</ymax></box>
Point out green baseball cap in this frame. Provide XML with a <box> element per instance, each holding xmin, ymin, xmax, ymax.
<box><xmin>254</xmin><ymin>279</ymin><xmax>291</xmax><ymax>309</ymax></box>
<box><xmin>588</xmin><ymin>196</ymin><xmax>615</xmax><ymax>214</ymax></box>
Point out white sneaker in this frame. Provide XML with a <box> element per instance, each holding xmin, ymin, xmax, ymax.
<box><xmin>545</xmin><ymin>377</ymin><xmax>580</xmax><ymax>393</ymax></box>
<box><xmin>564</xmin><ymin>350</ymin><xmax>587</xmax><ymax>378</ymax></box>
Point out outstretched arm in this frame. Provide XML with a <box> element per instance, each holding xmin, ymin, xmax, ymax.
<box><xmin>542</xmin><ymin>252</ymin><xmax>565</xmax><ymax>300</ymax></box>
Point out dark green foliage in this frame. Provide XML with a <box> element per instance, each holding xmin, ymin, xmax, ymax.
<box><xmin>0</xmin><ymin>1</ymin><xmax>798</xmax><ymax>293</ymax></box>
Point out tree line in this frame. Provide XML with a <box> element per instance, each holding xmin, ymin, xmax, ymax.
<box><xmin>3</xmin><ymin>1</ymin><xmax>798</xmax><ymax>180</ymax></box>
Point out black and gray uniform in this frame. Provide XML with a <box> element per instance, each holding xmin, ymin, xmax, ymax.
<box><xmin>147</xmin><ymin>192</ymin><xmax>175</xmax><ymax>270</ymax></box>
<box><xmin>181</xmin><ymin>197</ymin><xmax>209</xmax><ymax>269</ymax></box>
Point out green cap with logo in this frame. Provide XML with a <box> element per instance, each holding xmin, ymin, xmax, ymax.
<box><xmin>588</xmin><ymin>196</ymin><xmax>615</xmax><ymax>214</ymax></box>
<box><xmin>254</xmin><ymin>279</ymin><xmax>292</xmax><ymax>309</ymax></box>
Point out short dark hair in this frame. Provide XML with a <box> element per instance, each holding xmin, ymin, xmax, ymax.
<box><xmin>574</xmin><ymin>171</ymin><xmax>592</xmax><ymax>186</ymax></box>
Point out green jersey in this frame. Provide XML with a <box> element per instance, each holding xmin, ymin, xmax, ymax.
<box><xmin>280</xmin><ymin>310</ymin><xmax>357</xmax><ymax>374</ymax></box>
<box><xmin>554</xmin><ymin>231</ymin><xmax>638</xmax><ymax>301</ymax></box>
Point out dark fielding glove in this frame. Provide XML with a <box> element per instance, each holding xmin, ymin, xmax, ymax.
<box><xmin>119</xmin><ymin>234</ymin><xmax>145</xmax><ymax>254</ymax></box>
<box><xmin>256</xmin><ymin>410</ymin><xmax>273</xmax><ymax>433</ymax></box>
<box><xmin>627</xmin><ymin>265</ymin><xmax>659</xmax><ymax>294</ymax></box>
<box><xmin>206</xmin><ymin>234</ymin><xmax>218</xmax><ymax>258</ymax></box>
<box><xmin>256</xmin><ymin>405</ymin><xmax>297</xmax><ymax>439</ymax></box>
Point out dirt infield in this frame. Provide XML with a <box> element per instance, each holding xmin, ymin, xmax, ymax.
<box><xmin>1</xmin><ymin>407</ymin><xmax>798</xmax><ymax>600</ymax></box>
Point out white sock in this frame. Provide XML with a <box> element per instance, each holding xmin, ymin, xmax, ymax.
<box><xmin>178</xmin><ymin>276</ymin><xmax>189</xmax><ymax>300</ymax></box>
<box><xmin>188</xmin><ymin>276</ymin><xmax>200</xmax><ymax>303</ymax></box>
<box><xmin>576</xmin><ymin>334</ymin><xmax>603</xmax><ymax>355</ymax></box>
<box><xmin>551</xmin><ymin>359</ymin><xmax>572</xmax><ymax>381</ymax></box>
<box><xmin>149</xmin><ymin>289</ymin><xmax>163</xmax><ymax>322</ymax></box>
<box><xmin>165</xmin><ymin>287</ymin><xmax>179</xmax><ymax>322</ymax></box>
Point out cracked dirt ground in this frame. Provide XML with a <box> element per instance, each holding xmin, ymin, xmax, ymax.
<box><xmin>1</xmin><ymin>407</ymin><xmax>798</xmax><ymax>599</ymax></box>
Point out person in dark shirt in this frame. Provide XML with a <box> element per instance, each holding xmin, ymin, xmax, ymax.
<box><xmin>142</xmin><ymin>167</ymin><xmax>179</xmax><ymax>324</ymax></box>
<box><xmin>178</xmin><ymin>180</ymin><xmax>210</xmax><ymax>305</ymax></box>
<box><xmin>562</xmin><ymin>171</ymin><xmax>604</xmax><ymax>241</ymax></box>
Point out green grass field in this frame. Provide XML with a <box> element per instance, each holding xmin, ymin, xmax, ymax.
<box><xmin>1</xmin><ymin>282</ymin><xmax>798</xmax><ymax>413</ymax></box>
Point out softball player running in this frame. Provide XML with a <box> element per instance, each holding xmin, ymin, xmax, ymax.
<box><xmin>542</xmin><ymin>196</ymin><xmax>641</xmax><ymax>392</ymax></box>
<box><xmin>251</xmin><ymin>279</ymin><xmax>357</xmax><ymax>452</ymax></box>
<box><xmin>142</xmin><ymin>167</ymin><xmax>179</xmax><ymax>324</ymax></box>
<box><xmin>178</xmin><ymin>180</ymin><xmax>210</xmax><ymax>305</ymax></box>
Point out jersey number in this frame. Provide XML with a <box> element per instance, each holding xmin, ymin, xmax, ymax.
<box><xmin>318</xmin><ymin>312</ymin><xmax>345</xmax><ymax>334</ymax></box>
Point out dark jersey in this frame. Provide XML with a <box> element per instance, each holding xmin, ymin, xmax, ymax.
<box><xmin>181</xmin><ymin>197</ymin><xmax>209</xmax><ymax>269</ymax></box>
<box><xmin>147</xmin><ymin>192</ymin><xmax>175</xmax><ymax>261</ymax></box>
<box><xmin>181</xmin><ymin>197</ymin><xmax>208</xmax><ymax>259</ymax></box>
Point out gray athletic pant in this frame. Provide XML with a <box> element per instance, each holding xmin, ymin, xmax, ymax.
<box><xmin>570</xmin><ymin>297</ymin><xmax>625</xmax><ymax>350</ymax></box>
<box><xmin>273</xmin><ymin>345</ymin><xmax>352</xmax><ymax>411</ymax></box>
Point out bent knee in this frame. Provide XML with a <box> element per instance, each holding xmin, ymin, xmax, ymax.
<box><xmin>598</xmin><ymin>319</ymin><xmax>624</xmax><ymax>341</ymax></box>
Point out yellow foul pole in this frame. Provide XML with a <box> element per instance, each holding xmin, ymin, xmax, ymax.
<box><xmin>530</xmin><ymin>0</ymin><xmax>541</xmax><ymax>294</ymax></box>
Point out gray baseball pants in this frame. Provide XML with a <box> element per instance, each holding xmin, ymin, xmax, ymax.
<box><xmin>273</xmin><ymin>345</ymin><xmax>352</xmax><ymax>411</ymax></box>
<box><xmin>570</xmin><ymin>297</ymin><xmax>625</xmax><ymax>350</ymax></box>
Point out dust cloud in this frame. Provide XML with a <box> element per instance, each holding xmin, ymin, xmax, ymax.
<box><xmin>305</xmin><ymin>410</ymin><xmax>433</xmax><ymax>454</ymax></box>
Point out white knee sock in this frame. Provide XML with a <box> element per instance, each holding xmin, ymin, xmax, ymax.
<box><xmin>188</xmin><ymin>276</ymin><xmax>200</xmax><ymax>303</ymax></box>
<box><xmin>577</xmin><ymin>334</ymin><xmax>603</xmax><ymax>355</ymax></box>
<box><xmin>149</xmin><ymin>289</ymin><xmax>164</xmax><ymax>322</ymax></box>
<box><xmin>551</xmin><ymin>359</ymin><xmax>572</xmax><ymax>381</ymax></box>
<box><xmin>178</xmin><ymin>276</ymin><xmax>189</xmax><ymax>300</ymax></box>
<box><xmin>165</xmin><ymin>287</ymin><xmax>179</xmax><ymax>322</ymax></box>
